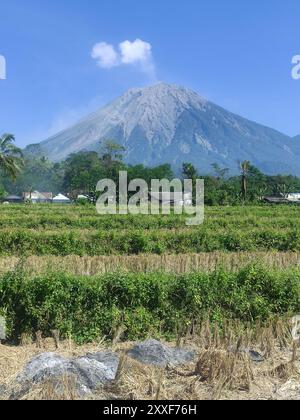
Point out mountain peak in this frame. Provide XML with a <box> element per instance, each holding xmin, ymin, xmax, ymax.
<box><xmin>123</xmin><ymin>82</ymin><xmax>206</xmax><ymax>103</ymax></box>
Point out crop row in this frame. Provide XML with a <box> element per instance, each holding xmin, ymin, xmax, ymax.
<box><xmin>1</xmin><ymin>264</ymin><xmax>299</xmax><ymax>343</ymax></box>
<box><xmin>1</xmin><ymin>228</ymin><xmax>300</xmax><ymax>255</ymax></box>
<box><xmin>2</xmin><ymin>214</ymin><xmax>300</xmax><ymax>230</ymax></box>
<box><xmin>1</xmin><ymin>204</ymin><xmax>300</xmax><ymax>217</ymax></box>
<box><xmin>1</xmin><ymin>204</ymin><xmax>300</xmax><ymax>230</ymax></box>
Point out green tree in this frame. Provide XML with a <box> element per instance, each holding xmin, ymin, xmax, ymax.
<box><xmin>211</xmin><ymin>163</ymin><xmax>229</xmax><ymax>181</ymax></box>
<box><xmin>0</xmin><ymin>134</ymin><xmax>23</xmax><ymax>181</ymax></box>
<box><xmin>150</xmin><ymin>164</ymin><xmax>174</xmax><ymax>181</ymax></box>
<box><xmin>182</xmin><ymin>163</ymin><xmax>198</xmax><ymax>180</ymax></box>
<box><xmin>3</xmin><ymin>154</ymin><xmax>63</xmax><ymax>195</ymax></box>
<box><xmin>63</xmin><ymin>152</ymin><xmax>106</xmax><ymax>199</ymax></box>
<box><xmin>100</xmin><ymin>140</ymin><xmax>125</xmax><ymax>164</ymax></box>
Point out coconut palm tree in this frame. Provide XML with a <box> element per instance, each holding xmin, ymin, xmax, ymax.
<box><xmin>0</xmin><ymin>134</ymin><xmax>23</xmax><ymax>180</ymax></box>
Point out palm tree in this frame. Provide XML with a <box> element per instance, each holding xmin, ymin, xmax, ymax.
<box><xmin>239</xmin><ymin>160</ymin><xmax>250</xmax><ymax>201</ymax></box>
<box><xmin>0</xmin><ymin>134</ymin><xmax>23</xmax><ymax>180</ymax></box>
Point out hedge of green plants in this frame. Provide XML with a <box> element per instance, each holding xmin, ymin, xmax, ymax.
<box><xmin>1</xmin><ymin>228</ymin><xmax>300</xmax><ymax>255</ymax></box>
<box><xmin>1</xmin><ymin>264</ymin><xmax>299</xmax><ymax>343</ymax></box>
<box><xmin>1</xmin><ymin>204</ymin><xmax>300</xmax><ymax>231</ymax></box>
<box><xmin>2</xmin><ymin>214</ymin><xmax>300</xmax><ymax>230</ymax></box>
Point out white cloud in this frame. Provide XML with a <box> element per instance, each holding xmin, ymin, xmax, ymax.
<box><xmin>91</xmin><ymin>42</ymin><xmax>119</xmax><ymax>69</ymax></box>
<box><xmin>91</xmin><ymin>39</ymin><xmax>156</xmax><ymax>78</ymax></box>
<box><xmin>119</xmin><ymin>39</ymin><xmax>152</xmax><ymax>65</ymax></box>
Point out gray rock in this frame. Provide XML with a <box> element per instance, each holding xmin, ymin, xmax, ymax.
<box><xmin>11</xmin><ymin>341</ymin><xmax>195</xmax><ymax>399</ymax></box>
<box><xmin>0</xmin><ymin>317</ymin><xmax>6</xmax><ymax>341</ymax></box>
<box><xmin>84</xmin><ymin>351</ymin><xmax>120</xmax><ymax>373</ymax></box>
<box><xmin>228</xmin><ymin>346</ymin><xmax>265</xmax><ymax>363</ymax></box>
<box><xmin>72</xmin><ymin>354</ymin><xmax>119</xmax><ymax>390</ymax></box>
<box><xmin>17</xmin><ymin>353</ymin><xmax>72</xmax><ymax>384</ymax></box>
<box><xmin>16</xmin><ymin>351</ymin><xmax>120</xmax><ymax>398</ymax></box>
<box><xmin>128</xmin><ymin>339</ymin><xmax>195</xmax><ymax>367</ymax></box>
<box><xmin>248</xmin><ymin>350</ymin><xmax>265</xmax><ymax>363</ymax></box>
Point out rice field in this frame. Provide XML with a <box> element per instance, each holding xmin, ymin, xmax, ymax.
<box><xmin>1</xmin><ymin>204</ymin><xmax>300</xmax><ymax>316</ymax></box>
<box><xmin>1</xmin><ymin>204</ymin><xmax>300</xmax><ymax>400</ymax></box>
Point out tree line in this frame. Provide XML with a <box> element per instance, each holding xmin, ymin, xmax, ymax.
<box><xmin>1</xmin><ymin>134</ymin><xmax>300</xmax><ymax>205</ymax></box>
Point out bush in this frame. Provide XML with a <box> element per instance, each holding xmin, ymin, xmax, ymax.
<box><xmin>1</xmin><ymin>228</ymin><xmax>300</xmax><ymax>256</ymax></box>
<box><xmin>1</xmin><ymin>264</ymin><xmax>300</xmax><ymax>343</ymax></box>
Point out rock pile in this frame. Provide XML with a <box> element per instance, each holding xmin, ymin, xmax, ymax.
<box><xmin>8</xmin><ymin>340</ymin><xmax>196</xmax><ymax>398</ymax></box>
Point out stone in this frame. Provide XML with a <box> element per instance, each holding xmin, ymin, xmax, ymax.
<box><xmin>84</xmin><ymin>351</ymin><xmax>120</xmax><ymax>373</ymax></box>
<box><xmin>9</xmin><ymin>341</ymin><xmax>195</xmax><ymax>399</ymax></box>
<box><xmin>248</xmin><ymin>350</ymin><xmax>265</xmax><ymax>363</ymax></box>
<box><xmin>127</xmin><ymin>339</ymin><xmax>195</xmax><ymax>367</ymax></box>
<box><xmin>228</xmin><ymin>346</ymin><xmax>265</xmax><ymax>363</ymax></box>
<box><xmin>71</xmin><ymin>354</ymin><xmax>119</xmax><ymax>390</ymax></box>
<box><xmin>17</xmin><ymin>353</ymin><xmax>71</xmax><ymax>383</ymax></box>
<box><xmin>15</xmin><ymin>351</ymin><xmax>120</xmax><ymax>398</ymax></box>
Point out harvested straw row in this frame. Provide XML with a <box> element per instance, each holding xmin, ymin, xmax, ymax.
<box><xmin>1</xmin><ymin>252</ymin><xmax>300</xmax><ymax>275</ymax></box>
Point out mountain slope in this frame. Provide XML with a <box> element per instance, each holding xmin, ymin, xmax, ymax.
<box><xmin>291</xmin><ymin>135</ymin><xmax>300</xmax><ymax>154</ymax></box>
<box><xmin>31</xmin><ymin>83</ymin><xmax>300</xmax><ymax>175</ymax></box>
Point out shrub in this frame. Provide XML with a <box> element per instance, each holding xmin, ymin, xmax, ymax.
<box><xmin>1</xmin><ymin>264</ymin><xmax>300</xmax><ymax>343</ymax></box>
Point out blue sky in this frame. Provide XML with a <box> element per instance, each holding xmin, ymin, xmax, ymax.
<box><xmin>0</xmin><ymin>0</ymin><xmax>300</xmax><ymax>147</ymax></box>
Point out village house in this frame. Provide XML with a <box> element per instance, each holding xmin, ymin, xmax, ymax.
<box><xmin>52</xmin><ymin>194</ymin><xmax>71</xmax><ymax>204</ymax></box>
<box><xmin>149</xmin><ymin>191</ymin><xmax>193</xmax><ymax>206</ymax></box>
<box><xmin>286</xmin><ymin>193</ymin><xmax>300</xmax><ymax>202</ymax></box>
<box><xmin>23</xmin><ymin>191</ymin><xmax>53</xmax><ymax>203</ymax></box>
<box><xmin>2</xmin><ymin>195</ymin><xmax>23</xmax><ymax>204</ymax></box>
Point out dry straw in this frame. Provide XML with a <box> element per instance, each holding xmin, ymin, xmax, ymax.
<box><xmin>1</xmin><ymin>252</ymin><xmax>300</xmax><ymax>276</ymax></box>
<box><xmin>1</xmin><ymin>318</ymin><xmax>300</xmax><ymax>400</ymax></box>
